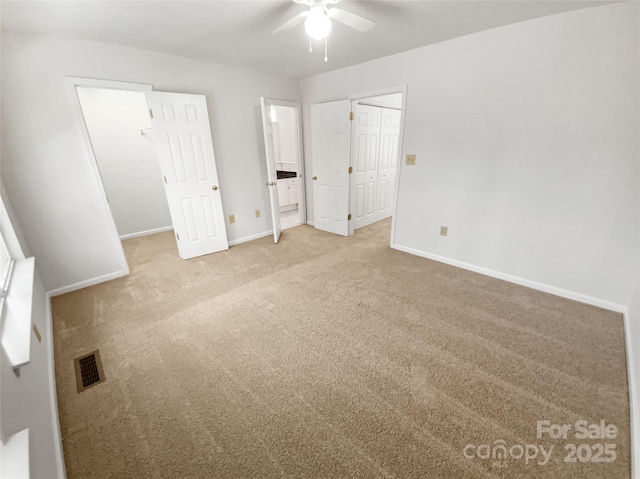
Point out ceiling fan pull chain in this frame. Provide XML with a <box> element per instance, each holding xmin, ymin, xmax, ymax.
<box><xmin>324</xmin><ymin>36</ymin><xmax>328</xmax><ymax>62</ymax></box>
<box><xmin>309</xmin><ymin>38</ymin><xmax>313</xmax><ymax>53</ymax></box>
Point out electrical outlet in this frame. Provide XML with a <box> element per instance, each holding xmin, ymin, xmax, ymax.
<box><xmin>229</xmin><ymin>215</ymin><xmax>236</xmax><ymax>224</ymax></box>
<box><xmin>440</xmin><ymin>226</ymin><xmax>448</xmax><ymax>236</ymax></box>
<box><xmin>406</xmin><ymin>154</ymin><xmax>416</xmax><ymax>166</ymax></box>
<box><xmin>255</xmin><ymin>210</ymin><xmax>261</xmax><ymax>218</ymax></box>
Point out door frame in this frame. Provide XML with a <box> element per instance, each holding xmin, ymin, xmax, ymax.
<box><xmin>67</xmin><ymin>77</ymin><xmax>154</xmax><ymax>277</ymax></box>
<box><xmin>348</xmin><ymin>86</ymin><xmax>408</xmax><ymax>245</ymax></box>
<box><xmin>261</xmin><ymin>99</ymin><xmax>307</xmax><ymax>228</ymax></box>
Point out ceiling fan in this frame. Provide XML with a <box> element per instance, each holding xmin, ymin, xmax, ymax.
<box><xmin>273</xmin><ymin>0</ymin><xmax>375</xmax><ymax>61</ymax></box>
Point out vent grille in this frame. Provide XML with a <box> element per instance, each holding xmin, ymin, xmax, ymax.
<box><xmin>74</xmin><ymin>350</ymin><xmax>105</xmax><ymax>393</ymax></box>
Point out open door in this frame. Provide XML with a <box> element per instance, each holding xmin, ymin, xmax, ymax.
<box><xmin>146</xmin><ymin>91</ymin><xmax>229</xmax><ymax>259</ymax></box>
<box><xmin>311</xmin><ymin>100</ymin><xmax>351</xmax><ymax>236</ymax></box>
<box><xmin>260</xmin><ymin>98</ymin><xmax>282</xmax><ymax>243</ymax></box>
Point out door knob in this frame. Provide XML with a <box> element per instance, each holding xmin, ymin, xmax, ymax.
<box><xmin>312</xmin><ymin>176</ymin><xmax>317</xmax><ymax>180</ymax></box>
<box><xmin>212</xmin><ymin>185</ymin><xmax>219</xmax><ymax>191</ymax></box>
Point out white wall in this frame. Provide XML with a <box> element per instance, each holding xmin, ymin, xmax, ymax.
<box><xmin>1</xmin><ymin>273</ymin><xmax>63</xmax><ymax>479</ymax></box>
<box><xmin>0</xmin><ymin>187</ymin><xmax>64</xmax><ymax>479</ymax></box>
<box><xmin>1</xmin><ymin>32</ymin><xmax>302</xmax><ymax>292</ymax></box>
<box><xmin>76</xmin><ymin>87</ymin><xmax>172</xmax><ymax>238</ymax></box>
<box><xmin>301</xmin><ymin>2</ymin><xmax>639</xmax><ymax>307</ymax></box>
<box><xmin>272</xmin><ymin>106</ymin><xmax>298</xmax><ymax>168</ymax></box>
<box><xmin>301</xmin><ymin>2</ymin><xmax>639</xmax><ymax>472</ymax></box>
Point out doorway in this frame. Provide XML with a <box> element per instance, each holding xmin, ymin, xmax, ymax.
<box><xmin>70</xmin><ymin>77</ymin><xmax>229</xmax><ymax>264</ymax></box>
<box><xmin>76</xmin><ymin>87</ymin><xmax>173</xmax><ymax>240</ymax></box>
<box><xmin>309</xmin><ymin>87</ymin><xmax>406</xmax><ymax>242</ymax></box>
<box><xmin>260</xmin><ymin>98</ymin><xmax>306</xmax><ymax>244</ymax></box>
<box><xmin>351</xmin><ymin>93</ymin><xmax>403</xmax><ymax>232</ymax></box>
<box><xmin>272</xmin><ymin>105</ymin><xmax>303</xmax><ymax>230</ymax></box>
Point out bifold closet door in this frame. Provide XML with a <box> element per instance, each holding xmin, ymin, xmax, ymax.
<box><xmin>353</xmin><ymin>104</ymin><xmax>382</xmax><ymax>230</ymax></box>
<box><xmin>376</xmin><ymin>108</ymin><xmax>402</xmax><ymax>221</ymax></box>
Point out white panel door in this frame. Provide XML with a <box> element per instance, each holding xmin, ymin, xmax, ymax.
<box><xmin>146</xmin><ymin>91</ymin><xmax>228</xmax><ymax>259</ymax></box>
<box><xmin>377</xmin><ymin>108</ymin><xmax>401</xmax><ymax>220</ymax></box>
<box><xmin>311</xmin><ymin>100</ymin><xmax>351</xmax><ymax>236</ymax></box>
<box><xmin>353</xmin><ymin>104</ymin><xmax>381</xmax><ymax>230</ymax></box>
<box><xmin>260</xmin><ymin>98</ymin><xmax>282</xmax><ymax>243</ymax></box>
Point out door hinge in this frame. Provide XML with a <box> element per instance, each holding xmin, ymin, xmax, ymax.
<box><xmin>163</xmin><ymin>176</ymin><xmax>167</xmax><ymax>184</ymax></box>
<box><xmin>149</xmin><ymin>109</ymin><xmax>154</xmax><ymax>119</ymax></box>
<box><xmin>348</xmin><ymin>214</ymin><xmax>352</xmax><ymax>221</ymax></box>
<box><xmin>348</xmin><ymin>166</ymin><xmax>353</xmax><ymax>174</ymax></box>
<box><xmin>349</xmin><ymin>112</ymin><xmax>354</xmax><ymax>121</ymax></box>
<box><xmin>176</xmin><ymin>233</ymin><xmax>180</xmax><ymax>240</ymax></box>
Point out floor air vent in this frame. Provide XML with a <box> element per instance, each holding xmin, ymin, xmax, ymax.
<box><xmin>74</xmin><ymin>350</ymin><xmax>105</xmax><ymax>393</ymax></box>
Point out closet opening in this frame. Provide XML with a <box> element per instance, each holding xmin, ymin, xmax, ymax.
<box><xmin>349</xmin><ymin>92</ymin><xmax>403</xmax><ymax>237</ymax></box>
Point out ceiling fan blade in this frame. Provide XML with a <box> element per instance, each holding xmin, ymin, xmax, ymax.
<box><xmin>327</xmin><ymin>8</ymin><xmax>375</xmax><ymax>32</ymax></box>
<box><xmin>272</xmin><ymin>11</ymin><xmax>309</xmax><ymax>35</ymax></box>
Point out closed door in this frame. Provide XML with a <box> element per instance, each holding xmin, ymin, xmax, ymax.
<box><xmin>377</xmin><ymin>108</ymin><xmax>401</xmax><ymax>220</ymax></box>
<box><xmin>353</xmin><ymin>104</ymin><xmax>382</xmax><ymax>229</ymax></box>
<box><xmin>311</xmin><ymin>100</ymin><xmax>351</xmax><ymax>236</ymax></box>
<box><xmin>146</xmin><ymin>91</ymin><xmax>229</xmax><ymax>259</ymax></box>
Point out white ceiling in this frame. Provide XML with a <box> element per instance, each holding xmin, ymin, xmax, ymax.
<box><xmin>0</xmin><ymin>0</ymin><xmax>616</xmax><ymax>79</ymax></box>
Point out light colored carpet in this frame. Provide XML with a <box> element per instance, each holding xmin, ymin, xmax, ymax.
<box><xmin>51</xmin><ymin>219</ymin><xmax>630</xmax><ymax>478</ymax></box>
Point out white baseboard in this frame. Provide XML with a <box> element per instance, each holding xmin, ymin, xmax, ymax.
<box><xmin>391</xmin><ymin>244</ymin><xmax>626</xmax><ymax>313</ymax></box>
<box><xmin>47</xmin><ymin>270</ymin><xmax>128</xmax><ymax>297</ymax></box>
<box><xmin>306</xmin><ymin>221</ymin><xmax>315</xmax><ymax>226</ymax></box>
<box><xmin>119</xmin><ymin>225</ymin><xmax>173</xmax><ymax>240</ymax></box>
<box><xmin>623</xmin><ymin>308</ymin><xmax>639</xmax><ymax>479</ymax></box>
<box><xmin>45</xmin><ymin>293</ymin><xmax>67</xmax><ymax>479</ymax></box>
<box><xmin>228</xmin><ymin>230</ymin><xmax>273</xmax><ymax>247</ymax></box>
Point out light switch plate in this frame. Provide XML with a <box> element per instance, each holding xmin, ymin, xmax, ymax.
<box><xmin>229</xmin><ymin>215</ymin><xmax>236</xmax><ymax>224</ymax></box>
<box><xmin>440</xmin><ymin>226</ymin><xmax>448</xmax><ymax>236</ymax></box>
<box><xmin>406</xmin><ymin>154</ymin><xmax>416</xmax><ymax>166</ymax></box>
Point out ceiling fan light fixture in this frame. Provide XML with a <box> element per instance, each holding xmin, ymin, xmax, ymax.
<box><xmin>304</xmin><ymin>8</ymin><xmax>332</xmax><ymax>40</ymax></box>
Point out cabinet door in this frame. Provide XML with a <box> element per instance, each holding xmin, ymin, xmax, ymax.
<box><xmin>277</xmin><ymin>179</ymin><xmax>289</xmax><ymax>206</ymax></box>
<box><xmin>288</xmin><ymin>178</ymin><xmax>299</xmax><ymax>205</ymax></box>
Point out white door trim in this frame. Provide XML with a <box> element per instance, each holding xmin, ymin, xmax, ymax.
<box><xmin>66</xmin><ymin>77</ymin><xmax>153</xmax><ymax>278</ymax></box>
<box><xmin>348</xmin><ymin>86</ymin><xmax>408</xmax><ymax>244</ymax></box>
<box><xmin>261</xmin><ymin>99</ymin><xmax>307</xmax><ymax>227</ymax></box>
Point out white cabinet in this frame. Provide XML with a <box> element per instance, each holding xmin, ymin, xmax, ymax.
<box><xmin>277</xmin><ymin>179</ymin><xmax>288</xmax><ymax>206</ymax></box>
<box><xmin>278</xmin><ymin>177</ymin><xmax>299</xmax><ymax>207</ymax></box>
<box><xmin>288</xmin><ymin>177</ymin><xmax>299</xmax><ymax>205</ymax></box>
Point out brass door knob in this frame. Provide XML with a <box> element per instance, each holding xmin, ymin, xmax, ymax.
<box><xmin>312</xmin><ymin>176</ymin><xmax>317</xmax><ymax>180</ymax></box>
<box><xmin>212</xmin><ymin>185</ymin><xmax>219</xmax><ymax>191</ymax></box>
